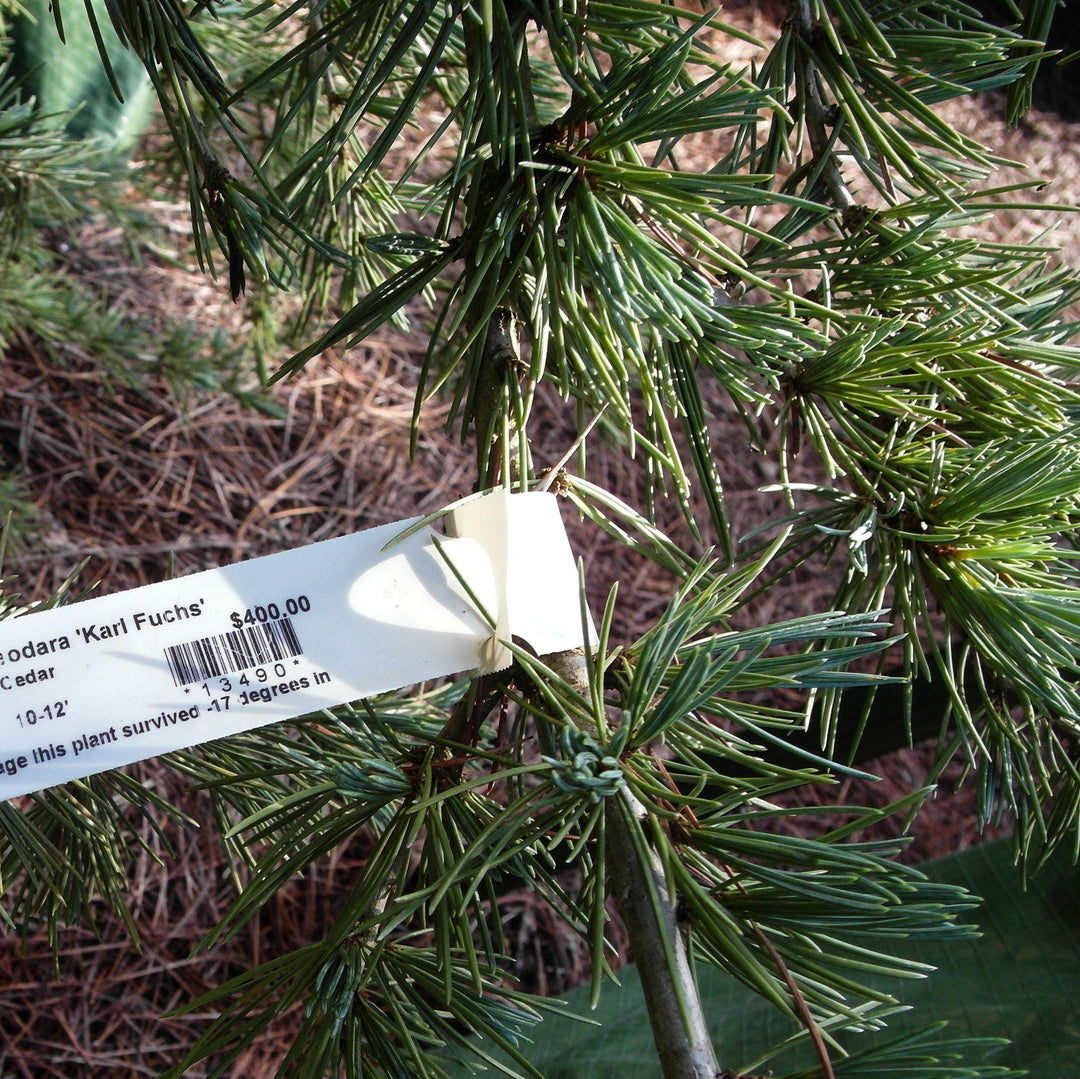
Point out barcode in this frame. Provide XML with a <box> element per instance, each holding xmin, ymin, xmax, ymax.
<box><xmin>164</xmin><ymin>617</ymin><xmax>304</xmax><ymax>686</ymax></box>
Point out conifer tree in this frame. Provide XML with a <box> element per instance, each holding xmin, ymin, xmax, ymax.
<box><xmin>0</xmin><ymin>1</ymin><xmax>1077</xmax><ymax>1077</ymax></box>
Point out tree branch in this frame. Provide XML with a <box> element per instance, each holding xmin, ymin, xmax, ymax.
<box><xmin>607</xmin><ymin>793</ymin><xmax>721</xmax><ymax>1079</ymax></box>
<box><xmin>792</xmin><ymin>0</ymin><xmax>857</xmax><ymax>215</ymax></box>
<box><xmin>542</xmin><ymin>647</ymin><xmax>721</xmax><ymax>1079</ymax></box>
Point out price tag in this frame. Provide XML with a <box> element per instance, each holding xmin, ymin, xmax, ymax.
<box><xmin>0</xmin><ymin>491</ymin><xmax>591</xmax><ymax>800</ymax></box>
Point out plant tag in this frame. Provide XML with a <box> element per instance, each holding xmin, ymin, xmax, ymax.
<box><xmin>0</xmin><ymin>491</ymin><xmax>591</xmax><ymax>801</ymax></box>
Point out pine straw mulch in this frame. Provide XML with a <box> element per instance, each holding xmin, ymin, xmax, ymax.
<box><xmin>1</xmin><ymin>66</ymin><xmax>1074</xmax><ymax>1079</ymax></box>
<box><xmin>0</xmin><ymin>762</ymin><xmax>385</xmax><ymax>1079</ymax></box>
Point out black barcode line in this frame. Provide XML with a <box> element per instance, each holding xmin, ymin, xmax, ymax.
<box><xmin>164</xmin><ymin>617</ymin><xmax>304</xmax><ymax>686</ymax></box>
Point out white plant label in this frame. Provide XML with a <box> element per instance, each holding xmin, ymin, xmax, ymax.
<box><xmin>0</xmin><ymin>491</ymin><xmax>591</xmax><ymax>801</ymax></box>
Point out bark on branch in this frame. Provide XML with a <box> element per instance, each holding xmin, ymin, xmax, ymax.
<box><xmin>542</xmin><ymin>647</ymin><xmax>721</xmax><ymax>1079</ymax></box>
